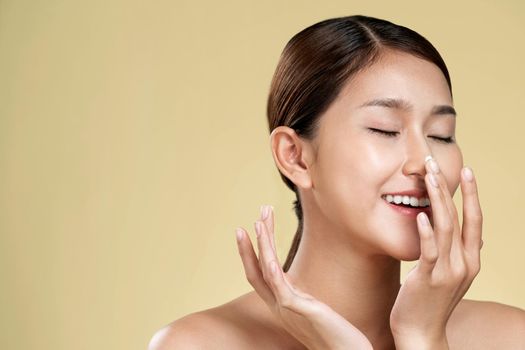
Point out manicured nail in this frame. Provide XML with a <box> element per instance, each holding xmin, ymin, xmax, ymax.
<box><xmin>235</xmin><ymin>228</ymin><xmax>243</xmax><ymax>242</ymax></box>
<box><xmin>260</xmin><ymin>205</ymin><xmax>270</xmax><ymax>220</ymax></box>
<box><xmin>425</xmin><ymin>155</ymin><xmax>440</xmax><ymax>174</ymax></box>
<box><xmin>462</xmin><ymin>167</ymin><xmax>473</xmax><ymax>182</ymax></box>
<box><xmin>429</xmin><ymin>173</ymin><xmax>439</xmax><ymax>187</ymax></box>
<box><xmin>430</xmin><ymin>159</ymin><xmax>440</xmax><ymax>174</ymax></box>
<box><xmin>418</xmin><ymin>212</ymin><xmax>429</xmax><ymax>226</ymax></box>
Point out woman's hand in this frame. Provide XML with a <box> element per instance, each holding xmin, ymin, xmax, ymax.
<box><xmin>389</xmin><ymin>156</ymin><xmax>483</xmax><ymax>349</ymax></box>
<box><xmin>235</xmin><ymin>205</ymin><xmax>373</xmax><ymax>350</ymax></box>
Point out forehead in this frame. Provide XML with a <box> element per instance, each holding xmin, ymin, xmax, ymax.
<box><xmin>338</xmin><ymin>50</ymin><xmax>452</xmax><ymax>110</ymax></box>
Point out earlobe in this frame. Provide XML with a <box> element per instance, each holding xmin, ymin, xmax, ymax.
<box><xmin>269</xmin><ymin>126</ymin><xmax>313</xmax><ymax>189</ymax></box>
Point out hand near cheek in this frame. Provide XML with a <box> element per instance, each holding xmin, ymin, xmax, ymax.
<box><xmin>390</xmin><ymin>156</ymin><xmax>483</xmax><ymax>348</ymax></box>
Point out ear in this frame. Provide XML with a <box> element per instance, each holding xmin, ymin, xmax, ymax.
<box><xmin>269</xmin><ymin>126</ymin><xmax>314</xmax><ymax>189</ymax></box>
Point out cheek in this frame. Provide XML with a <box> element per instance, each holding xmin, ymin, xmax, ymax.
<box><xmin>440</xmin><ymin>150</ymin><xmax>463</xmax><ymax>198</ymax></box>
<box><xmin>316</xmin><ymin>133</ymin><xmax>397</xmax><ymax>193</ymax></box>
<box><xmin>313</xmin><ymin>139</ymin><xmax>386</xmax><ymax>215</ymax></box>
<box><xmin>360</xmin><ymin>140</ymin><xmax>399</xmax><ymax>172</ymax></box>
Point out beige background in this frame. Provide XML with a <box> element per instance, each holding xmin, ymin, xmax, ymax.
<box><xmin>1</xmin><ymin>0</ymin><xmax>524</xmax><ymax>349</ymax></box>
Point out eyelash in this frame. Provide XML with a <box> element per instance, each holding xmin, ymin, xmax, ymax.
<box><xmin>367</xmin><ymin>128</ymin><xmax>454</xmax><ymax>144</ymax></box>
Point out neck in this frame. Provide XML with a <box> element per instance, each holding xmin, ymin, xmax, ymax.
<box><xmin>285</xmin><ymin>214</ymin><xmax>400</xmax><ymax>349</ymax></box>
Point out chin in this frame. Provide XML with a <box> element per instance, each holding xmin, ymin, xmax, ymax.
<box><xmin>381</xmin><ymin>230</ymin><xmax>423</xmax><ymax>261</ymax></box>
<box><xmin>398</xmin><ymin>251</ymin><xmax>422</xmax><ymax>262</ymax></box>
<box><xmin>384</xmin><ymin>248</ymin><xmax>420</xmax><ymax>261</ymax></box>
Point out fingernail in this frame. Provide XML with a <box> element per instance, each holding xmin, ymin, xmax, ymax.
<box><xmin>430</xmin><ymin>159</ymin><xmax>440</xmax><ymax>174</ymax></box>
<box><xmin>260</xmin><ymin>205</ymin><xmax>270</xmax><ymax>220</ymax></box>
<box><xmin>418</xmin><ymin>212</ymin><xmax>429</xmax><ymax>226</ymax></box>
<box><xmin>425</xmin><ymin>155</ymin><xmax>440</xmax><ymax>174</ymax></box>
<box><xmin>462</xmin><ymin>167</ymin><xmax>473</xmax><ymax>182</ymax></box>
<box><xmin>235</xmin><ymin>228</ymin><xmax>243</xmax><ymax>242</ymax></box>
<box><xmin>254</xmin><ymin>221</ymin><xmax>262</xmax><ymax>237</ymax></box>
<box><xmin>429</xmin><ymin>173</ymin><xmax>439</xmax><ymax>187</ymax></box>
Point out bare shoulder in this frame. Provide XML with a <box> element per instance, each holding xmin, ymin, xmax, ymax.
<box><xmin>147</xmin><ymin>308</ymin><xmax>247</xmax><ymax>350</ymax></box>
<box><xmin>147</xmin><ymin>292</ymin><xmax>294</xmax><ymax>350</ymax></box>
<box><xmin>447</xmin><ymin>298</ymin><xmax>525</xmax><ymax>350</ymax></box>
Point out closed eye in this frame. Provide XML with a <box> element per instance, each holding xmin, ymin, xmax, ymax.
<box><xmin>367</xmin><ymin>128</ymin><xmax>454</xmax><ymax>144</ymax></box>
<box><xmin>368</xmin><ymin>128</ymin><xmax>398</xmax><ymax>137</ymax></box>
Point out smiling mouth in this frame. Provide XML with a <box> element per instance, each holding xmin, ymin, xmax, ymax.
<box><xmin>381</xmin><ymin>195</ymin><xmax>430</xmax><ymax>209</ymax></box>
<box><xmin>381</xmin><ymin>196</ymin><xmax>432</xmax><ymax>218</ymax></box>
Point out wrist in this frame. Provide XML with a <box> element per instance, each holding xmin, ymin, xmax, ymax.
<box><xmin>392</xmin><ymin>331</ymin><xmax>449</xmax><ymax>350</ymax></box>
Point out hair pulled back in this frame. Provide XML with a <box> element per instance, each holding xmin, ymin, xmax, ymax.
<box><xmin>266</xmin><ymin>15</ymin><xmax>453</xmax><ymax>272</ymax></box>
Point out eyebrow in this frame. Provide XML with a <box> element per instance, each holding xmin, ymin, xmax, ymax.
<box><xmin>358</xmin><ymin>97</ymin><xmax>457</xmax><ymax>117</ymax></box>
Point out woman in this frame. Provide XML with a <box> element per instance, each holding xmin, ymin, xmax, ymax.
<box><xmin>150</xmin><ymin>15</ymin><xmax>525</xmax><ymax>349</ymax></box>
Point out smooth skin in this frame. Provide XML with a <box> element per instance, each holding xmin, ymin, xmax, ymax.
<box><xmin>149</xmin><ymin>49</ymin><xmax>525</xmax><ymax>350</ymax></box>
<box><xmin>234</xmin><ymin>149</ymin><xmax>482</xmax><ymax>350</ymax></box>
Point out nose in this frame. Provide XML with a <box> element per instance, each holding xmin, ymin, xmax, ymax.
<box><xmin>401</xmin><ymin>130</ymin><xmax>432</xmax><ymax>178</ymax></box>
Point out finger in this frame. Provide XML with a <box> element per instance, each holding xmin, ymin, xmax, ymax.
<box><xmin>460</xmin><ymin>166</ymin><xmax>483</xmax><ymax>262</ymax></box>
<box><xmin>254</xmin><ymin>219</ymin><xmax>282</xmax><ymax>284</ymax></box>
<box><xmin>416</xmin><ymin>212</ymin><xmax>439</xmax><ymax>274</ymax></box>
<box><xmin>235</xmin><ymin>227</ymin><xmax>276</xmax><ymax>305</ymax></box>
<box><xmin>427</xmin><ymin>157</ymin><xmax>471</xmax><ymax>276</ymax></box>
<box><xmin>425</xmin><ymin>158</ymin><xmax>453</xmax><ymax>258</ymax></box>
<box><xmin>427</xmin><ymin>157</ymin><xmax>460</xmax><ymax>227</ymax></box>
<box><xmin>255</xmin><ymin>220</ymin><xmax>304</xmax><ymax>309</ymax></box>
<box><xmin>434</xmin><ymin>166</ymin><xmax>464</xmax><ymax>264</ymax></box>
<box><xmin>260</xmin><ymin>205</ymin><xmax>276</xmax><ymax>251</ymax></box>
<box><xmin>266</xmin><ymin>260</ymin><xmax>317</xmax><ymax>315</ymax></box>
<box><xmin>430</xmin><ymin>159</ymin><xmax>465</xmax><ymax>267</ymax></box>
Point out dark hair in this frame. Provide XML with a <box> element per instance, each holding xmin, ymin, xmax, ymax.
<box><xmin>266</xmin><ymin>15</ymin><xmax>453</xmax><ymax>272</ymax></box>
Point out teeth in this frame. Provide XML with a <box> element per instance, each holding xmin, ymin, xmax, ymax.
<box><xmin>384</xmin><ymin>194</ymin><xmax>430</xmax><ymax>208</ymax></box>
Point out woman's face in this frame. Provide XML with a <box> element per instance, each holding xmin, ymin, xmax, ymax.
<box><xmin>308</xmin><ymin>50</ymin><xmax>463</xmax><ymax>261</ymax></box>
